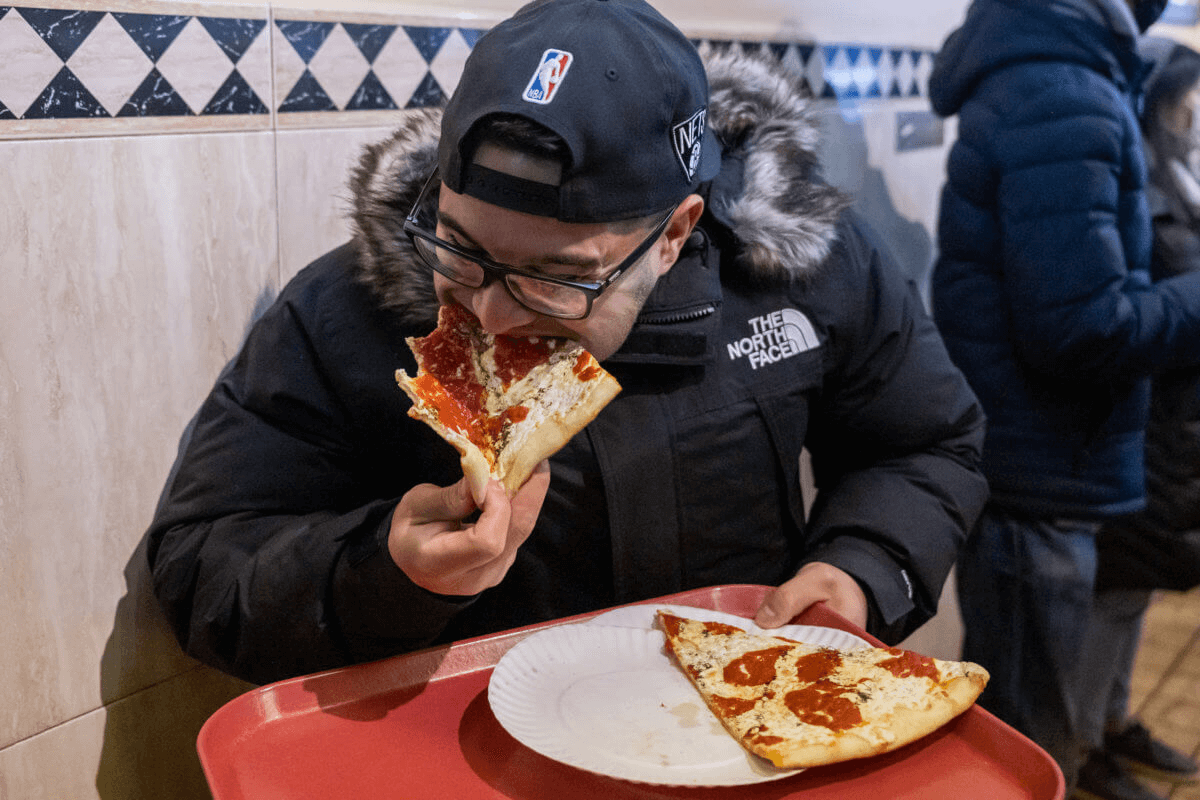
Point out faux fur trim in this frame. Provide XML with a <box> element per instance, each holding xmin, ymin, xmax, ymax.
<box><xmin>702</xmin><ymin>46</ymin><xmax>850</xmax><ymax>283</ymax></box>
<box><xmin>347</xmin><ymin>48</ymin><xmax>848</xmax><ymax>317</ymax></box>
<box><xmin>348</xmin><ymin>109</ymin><xmax>441</xmax><ymax>326</ymax></box>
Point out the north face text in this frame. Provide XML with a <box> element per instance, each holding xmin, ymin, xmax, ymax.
<box><xmin>726</xmin><ymin>308</ymin><xmax>820</xmax><ymax>370</ymax></box>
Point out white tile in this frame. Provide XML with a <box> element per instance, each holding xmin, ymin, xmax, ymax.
<box><xmin>156</xmin><ymin>16</ymin><xmax>233</xmax><ymax>114</ymax></box>
<box><xmin>851</xmin><ymin>49</ymin><xmax>878</xmax><ymax>96</ymax></box>
<box><xmin>308</xmin><ymin>22</ymin><xmax>371</xmax><ymax>109</ymax></box>
<box><xmin>876</xmin><ymin>49</ymin><xmax>896</xmax><ymax>97</ymax></box>
<box><xmin>805</xmin><ymin>46</ymin><xmax>826</xmax><ymax>97</ymax></box>
<box><xmin>0</xmin><ymin>9</ymin><xmax>64</xmax><ymax>118</ymax></box>
<box><xmin>65</xmin><ymin>12</ymin><xmax>152</xmax><ymax>116</ymax></box>
<box><xmin>0</xmin><ymin>708</ymin><xmax>107</xmax><ymax>800</ymax></box>
<box><xmin>272</xmin><ymin>20</ymin><xmax>308</xmax><ymax>109</ymax></box>
<box><xmin>0</xmin><ymin>131</ymin><xmax>278</xmax><ymax>749</ymax></box>
<box><xmin>275</xmin><ymin>124</ymin><xmax>399</xmax><ymax>281</ymax></box>
<box><xmin>913</xmin><ymin>51</ymin><xmax>935</xmax><ymax>98</ymax></box>
<box><xmin>659</xmin><ymin>0</ymin><xmax>969</xmax><ymax>49</ymax></box>
<box><xmin>236</xmin><ymin>17</ymin><xmax>273</xmax><ymax>114</ymax></box>
<box><xmin>894</xmin><ymin>51</ymin><xmax>916</xmax><ymax>97</ymax></box>
<box><xmin>777</xmin><ymin>43</ymin><xmax>807</xmax><ymax>81</ymax></box>
<box><xmin>825</xmin><ymin>47</ymin><xmax>853</xmax><ymax>96</ymax></box>
<box><xmin>372</xmin><ymin>25</ymin><xmax>426</xmax><ymax>111</ymax></box>
<box><xmin>428</xmin><ymin>27</ymin><xmax>472</xmax><ymax>100</ymax></box>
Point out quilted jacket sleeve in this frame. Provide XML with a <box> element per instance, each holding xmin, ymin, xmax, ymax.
<box><xmin>146</xmin><ymin>247</ymin><xmax>471</xmax><ymax>685</ymax></box>
<box><xmin>959</xmin><ymin>63</ymin><xmax>1200</xmax><ymax>381</ymax></box>
<box><xmin>802</xmin><ymin>219</ymin><xmax>989</xmax><ymax>643</ymax></box>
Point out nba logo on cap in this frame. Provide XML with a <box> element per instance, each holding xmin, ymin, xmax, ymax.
<box><xmin>523</xmin><ymin>49</ymin><xmax>573</xmax><ymax>105</ymax></box>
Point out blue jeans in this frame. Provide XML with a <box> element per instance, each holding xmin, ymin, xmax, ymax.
<box><xmin>1077</xmin><ymin>587</ymin><xmax>1152</xmax><ymax>744</ymax></box>
<box><xmin>956</xmin><ymin>506</ymin><xmax>1099</xmax><ymax>788</ymax></box>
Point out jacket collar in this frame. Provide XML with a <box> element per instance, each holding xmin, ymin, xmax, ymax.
<box><xmin>608</xmin><ymin>225</ymin><xmax>722</xmax><ymax>365</ymax></box>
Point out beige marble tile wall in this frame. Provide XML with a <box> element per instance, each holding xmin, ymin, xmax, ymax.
<box><xmin>0</xmin><ymin>131</ymin><xmax>278</xmax><ymax>797</ymax></box>
<box><xmin>0</xmin><ymin>1</ymin><xmax>983</xmax><ymax>797</ymax></box>
<box><xmin>275</xmin><ymin>126</ymin><xmax>397</xmax><ymax>280</ymax></box>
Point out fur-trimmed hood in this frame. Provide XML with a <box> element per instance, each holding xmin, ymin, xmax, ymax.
<box><xmin>349</xmin><ymin>47</ymin><xmax>848</xmax><ymax>326</ymax></box>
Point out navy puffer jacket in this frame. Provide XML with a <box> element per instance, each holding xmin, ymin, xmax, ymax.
<box><xmin>930</xmin><ymin>0</ymin><xmax>1200</xmax><ymax>519</ymax></box>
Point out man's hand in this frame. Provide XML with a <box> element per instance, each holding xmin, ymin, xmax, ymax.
<box><xmin>387</xmin><ymin>461</ymin><xmax>551</xmax><ymax>596</ymax></box>
<box><xmin>755</xmin><ymin>562</ymin><xmax>869</xmax><ymax>630</ymax></box>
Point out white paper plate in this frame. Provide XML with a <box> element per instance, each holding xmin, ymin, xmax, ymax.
<box><xmin>587</xmin><ymin>603</ymin><xmax>871</xmax><ymax>651</ymax></box>
<box><xmin>488</xmin><ymin>623</ymin><xmax>802</xmax><ymax>786</ymax></box>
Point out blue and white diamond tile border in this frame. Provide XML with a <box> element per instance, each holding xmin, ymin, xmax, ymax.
<box><xmin>700</xmin><ymin>40</ymin><xmax>935</xmax><ymax>101</ymax></box>
<box><xmin>0</xmin><ymin>4</ymin><xmax>936</xmax><ymax>139</ymax></box>
<box><xmin>268</xmin><ymin>18</ymin><xmax>482</xmax><ymax>118</ymax></box>
<box><xmin>0</xmin><ymin>4</ymin><xmax>276</xmax><ymax>136</ymax></box>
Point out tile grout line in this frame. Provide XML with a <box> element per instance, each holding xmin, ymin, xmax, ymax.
<box><xmin>2</xmin><ymin>663</ymin><xmax>213</xmax><ymax>753</ymax></box>
<box><xmin>269</xmin><ymin>3</ymin><xmax>283</xmax><ymax>295</ymax></box>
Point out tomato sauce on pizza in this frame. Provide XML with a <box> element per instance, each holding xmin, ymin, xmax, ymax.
<box><xmin>404</xmin><ymin>305</ymin><xmax>552</xmax><ymax>465</ymax></box>
<box><xmin>493</xmin><ymin>333</ymin><xmax>556</xmax><ymax>387</ymax></box>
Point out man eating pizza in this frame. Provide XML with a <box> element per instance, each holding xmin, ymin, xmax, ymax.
<box><xmin>145</xmin><ymin>0</ymin><xmax>989</xmax><ymax>686</ymax></box>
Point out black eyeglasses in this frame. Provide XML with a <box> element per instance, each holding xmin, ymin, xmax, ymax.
<box><xmin>403</xmin><ymin>169</ymin><xmax>675</xmax><ymax>320</ymax></box>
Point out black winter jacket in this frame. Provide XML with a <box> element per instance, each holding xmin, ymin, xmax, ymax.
<box><xmin>147</xmin><ymin>50</ymin><xmax>988</xmax><ymax>685</ymax></box>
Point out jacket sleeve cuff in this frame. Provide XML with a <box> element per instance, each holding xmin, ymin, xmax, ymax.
<box><xmin>331</xmin><ymin>507</ymin><xmax>477</xmax><ymax>663</ymax></box>
<box><xmin>805</xmin><ymin>538</ymin><xmax>917</xmax><ymax>644</ymax></box>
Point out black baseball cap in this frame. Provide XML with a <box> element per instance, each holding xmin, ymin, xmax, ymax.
<box><xmin>438</xmin><ymin>0</ymin><xmax>722</xmax><ymax>223</ymax></box>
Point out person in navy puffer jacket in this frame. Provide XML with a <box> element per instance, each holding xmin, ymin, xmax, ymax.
<box><xmin>929</xmin><ymin>1</ymin><xmax>1200</xmax><ymax>798</ymax></box>
<box><xmin>1076</xmin><ymin>37</ymin><xmax>1200</xmax><ymax>799</ymax></box>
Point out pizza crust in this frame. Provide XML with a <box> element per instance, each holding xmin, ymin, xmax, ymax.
<box><xmin>494</xmin><ymin>351</ymin><xmax>620</xmax><ymax>495</ymax></box>
<box><xmin>752</xmin><ymin>731</ymin><xmax>875</xmax><ymax>770</ymax></box>
<box><xmin>748</xmin><ymin>675</ymin><xmax>983</xmax><ymax>768</ymax></box>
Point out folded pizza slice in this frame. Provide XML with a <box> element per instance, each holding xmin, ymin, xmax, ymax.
<box><xmin>657</xmin><ymin>611</ymin><xmax>989</xmax><ymax>770</ymax></box>
<box><xmin>396</xmin><ymin>303</ymin><xmax>621</xmax><ymax>503</ymax></box>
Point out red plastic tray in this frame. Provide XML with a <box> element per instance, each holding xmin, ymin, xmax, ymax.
<box><xmin>198</xmin><ymin>584</ymin><xmax>1064</xmax><ymax>799</ymax></box>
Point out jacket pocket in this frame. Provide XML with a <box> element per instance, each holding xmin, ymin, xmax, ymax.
<box><xmin>671</xmin><ymin>358</ymin><xmax>823</xmax><ymax>587</ymax></box>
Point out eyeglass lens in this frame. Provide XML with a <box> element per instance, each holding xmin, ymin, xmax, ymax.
<box><xmin>411</xmin><ymin>235</ymin><xmax>592</xmax><ymax>318</ymax></box>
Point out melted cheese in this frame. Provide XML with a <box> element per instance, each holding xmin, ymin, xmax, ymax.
<box><xmin>477</xmin><ymin>339</ymin><xmax>598</xmax><ymax>464</ymax></box>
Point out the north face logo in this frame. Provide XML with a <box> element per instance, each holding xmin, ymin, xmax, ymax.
<box><xmin>726</xmin><ymin>308</ymin><xmax>820</xmax><ymax>369</ymax></box>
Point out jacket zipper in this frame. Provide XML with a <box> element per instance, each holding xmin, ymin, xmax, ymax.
<box><xmin>637</xmin><ymin>304</ymin><xmax>717</xmax><ymax>325</ymax></box>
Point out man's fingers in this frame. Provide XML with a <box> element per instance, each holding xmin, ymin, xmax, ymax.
<box><xmin>402</xmin><ymin>480</ymin><xmax>520</xmax><ymax>593</ymax></box>
<box><xmin>508</xmin><ymin>461</ymin><xmax>551</xmax><ymax>533</ymax></box>
<box><xmin>390</xmin><ymin>466</ymin><xmax>550</xmax><ymax>596</ymax></box>
<box><xmin>390</xmin><ymin>479</ymin><xmax>503</xmax><ymax>590</ymax></box>
<box><xmin>755</xmin><ymin>563</ymin><xmax>870</xmax><ymax>630</ymax></box>
<box><xmin>428</xmin><ymin>467</ymin><xmax>549</xmax><ymax>592</ymax></box>
<box><xmin>403</xmin><ymin>478</ymin><xmax>477</xmax><ymax>525</ymax></box>
<box><xmin>421</xmin><ymin>480</ymin><xmax>511</xmax><ymax>565</ymax></box>
<box><xmin>473</xmin><ymin>464</ymin><xmax>550</xmax><ymax>575</ymax></box>
<box><xmin>755</xmin><ymin>583</ymin><xmax>809</xmax><ymax>628</ymax></box>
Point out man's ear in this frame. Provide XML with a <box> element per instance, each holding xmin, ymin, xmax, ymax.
<box><xmin>653</xmin><ymin>194</ymin><xmax>705</xmax><ymax>276</ymax></box>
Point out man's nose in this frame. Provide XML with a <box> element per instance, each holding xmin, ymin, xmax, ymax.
<box><xmin>469</xmin><ymin>279</ymin><xmax>538</xmax><ymax>334</ymax></box>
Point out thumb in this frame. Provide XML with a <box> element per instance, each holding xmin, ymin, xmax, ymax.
<box><xmin>755</xmin><ymin>589</ymin><xmax>790</xmax><ymax>629</ymax></box>
<box><xmin>409</xmin><ymin>477</ymin><xmax>477</xmax><ymax>523</ymax></box>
